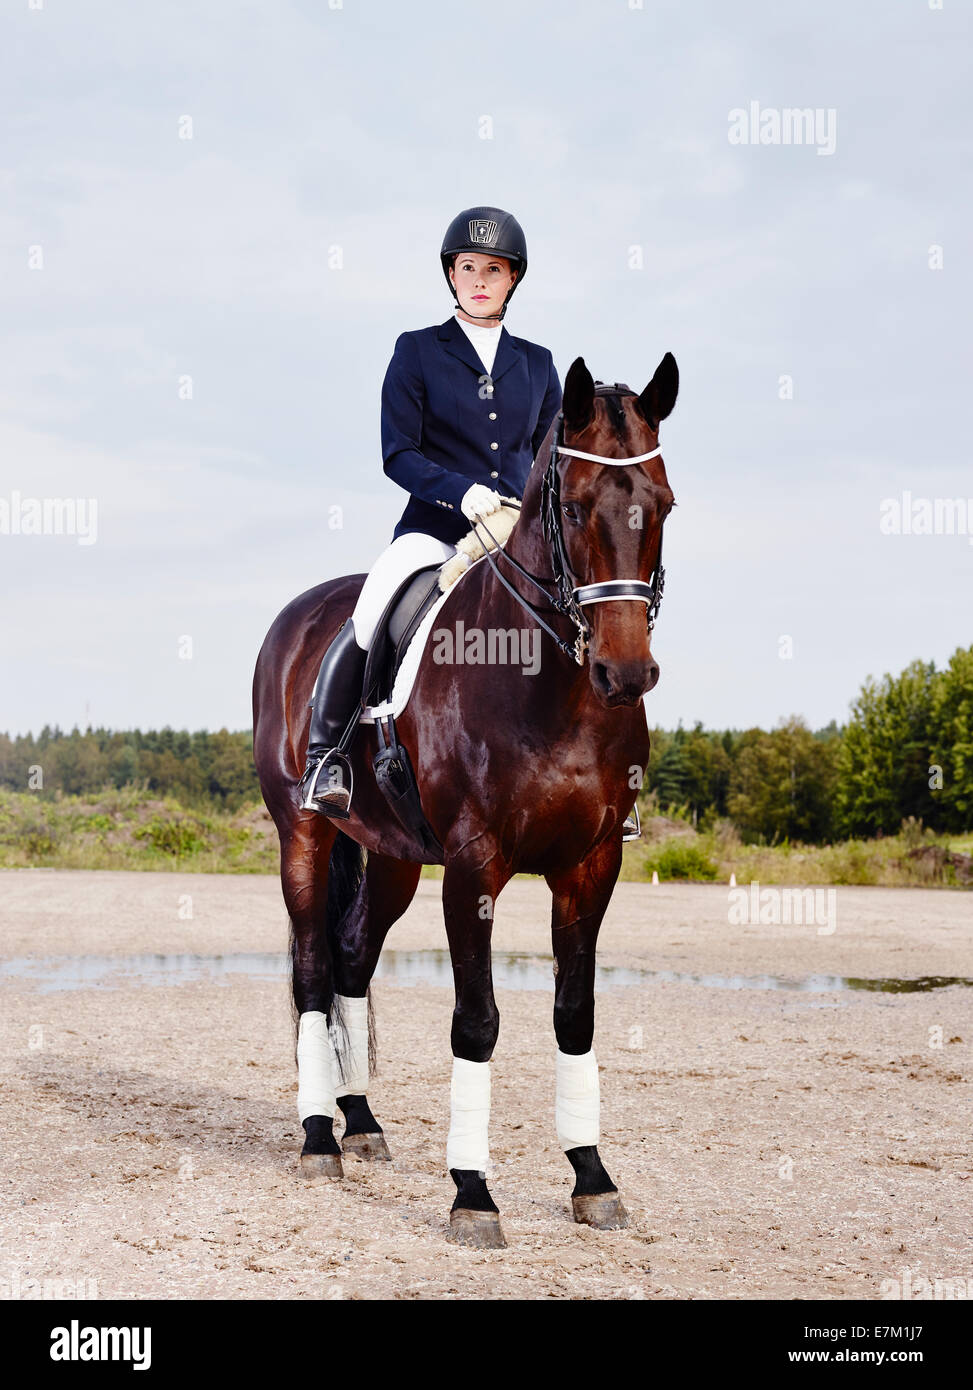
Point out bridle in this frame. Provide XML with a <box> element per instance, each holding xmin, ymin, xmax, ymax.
<box><xmin>471</xmin><ymin>383</ymin><xmax>669</xmax><ymax>667</ymax></box>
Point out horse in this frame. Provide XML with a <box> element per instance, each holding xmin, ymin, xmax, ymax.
<box><xmin>252</xmin><ymin>352</ymin><xmax>678</xmax><ymax>1248</ymax></box>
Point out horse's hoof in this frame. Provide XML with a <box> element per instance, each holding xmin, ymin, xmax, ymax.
<box><xmin>572</xmin><ymin>1191</ymin><xmax>629</xmax><ymax>1229</ymax></box>
<box><xmin>446</xmin><ymin>1208</ymin><xmax>507</xmax><ymax>1249</ymax></box>
<box><xmin>342</xmin><ymin>1131</ymin><xmax>392</xmax><ymax>1162</ymax></box>
<box><xmin>300</xmin><ymin>1151</ymin><xmax>344</xmax><ymax>1180</ymax></box>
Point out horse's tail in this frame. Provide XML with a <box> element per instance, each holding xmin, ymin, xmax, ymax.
<box><xmin>324</xmin><ymin>829</ymin><xmax>367</xmax><ymax>968</ymax></box>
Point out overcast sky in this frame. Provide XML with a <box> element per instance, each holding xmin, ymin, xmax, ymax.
<box><xmin>1</xmin><ymin>0</ymin><xmax>970</xmax><ymax>738</ymax></box>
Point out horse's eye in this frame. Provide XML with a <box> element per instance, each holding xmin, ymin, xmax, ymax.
<box><xmin>561</xmin><ymin>501</ymin><xmax>583</xmax><ymax>525</ymax></box>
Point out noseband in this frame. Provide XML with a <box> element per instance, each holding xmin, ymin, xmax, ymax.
<box><xmin>471</xmin><ymin>383</ymin><xmax>669</xmax><ymax>667</ymax></box>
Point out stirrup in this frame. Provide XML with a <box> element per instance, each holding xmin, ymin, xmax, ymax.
<box><xmin>300</xmin><ymin>750</ymin><xmax>354</xmax><ymax>818</ymax></box>
<box><xmin>622</xmin><ymin>805</ymin><xmax>642</xmax><ymax>843</ymax></box>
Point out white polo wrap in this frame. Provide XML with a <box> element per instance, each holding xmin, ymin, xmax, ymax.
<box><xmin>296</xmin><ymin>1010</ymin><xmax>336</xmax><ymax>1122</ymax></box>
<box><xmin>556</xmin><ymin>1047</ymin><xmax>600</xmax><ymax>1151</ymax></box>
<box><xmin>446</xmin><ymin>1057</ymin><xmax>491</xmax><ymax>1172</ymax></box>
<box><xmin>333</xmin><ymin>994</ymin><xmax>369</xmax><ymax>1098</ymax></box>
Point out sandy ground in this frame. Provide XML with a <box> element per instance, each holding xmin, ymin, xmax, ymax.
<box><xmin>1</xmin><ymin>868</ymin><xmax>971</xmax><ymax>1301</ymax></box>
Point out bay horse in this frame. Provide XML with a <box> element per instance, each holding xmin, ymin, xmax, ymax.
<box><xmin>252</xmin><ymin>353</ymin><xmax>678</xmax><ymax>1248</ymax></box>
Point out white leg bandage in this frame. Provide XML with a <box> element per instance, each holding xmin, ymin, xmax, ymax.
<box><xmin>332</xmin><ymin>994</ymin><xmax>369</xmax><ymax>1098</ymax></box>
<box><xmin>296</xmin><ymin>1011</ymin><xmax>337</xmax><ymax>1122</ymax></box>
<box><xmin>446</xmin><ymin>1057</ymin><xmax>491</xmax><ymax>1173</ymax></box>
<box><xmin>556</xmin><ymin>1048</ymin><xmax>600</xmax><ymax>1152</ymax></box>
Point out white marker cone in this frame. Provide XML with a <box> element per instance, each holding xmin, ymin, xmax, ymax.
<box><xmin>729</xmin><ymin>872</ymin><xmax>737</xmax><ymax>888</ymax></box>
<box><xmin>651</xmin><ymin>870</ymin><xmax>660</xmax><ymax>886</ymax></box>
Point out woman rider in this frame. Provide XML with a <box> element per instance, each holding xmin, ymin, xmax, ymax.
<box><xmin>300</xmin><ymin>206</ymin><xmax>562</xmax><ymax>815</ymax></box>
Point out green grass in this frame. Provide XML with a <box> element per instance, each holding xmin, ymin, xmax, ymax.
<box><xmin>618</xmin><ymin>810</ymin><xmax>973</xmax><ymax>887</ymax></box>
<box><xmin>0</xmin><ymin>789</ymin><xmax>969</xmax><ymax>888</ymax></box>
<box><xmin>639</xmin><ymin>839</ymin><xmax>719</xmax><ymax>881</ymax></box>
<box><xmin>0</xmin><ymin>787</ymin><xmax>278</xmax><ymax>874</ymax></box>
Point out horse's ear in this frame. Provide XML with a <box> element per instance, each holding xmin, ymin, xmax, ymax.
<box><xmin>562</xmin><ymin>357</ymin><xmax>595</xmax><ymax>431</ymax></box>
<box><xmin>637</xmin><ymin>352</ymin><xmax>679</xmax><ymax>427</ymax></box>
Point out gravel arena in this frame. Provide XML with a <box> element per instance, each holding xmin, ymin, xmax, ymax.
<box><xmin>1</xmin><ymin>869</ymin><xmax>971</xmax><ymax>1301</ymax></box>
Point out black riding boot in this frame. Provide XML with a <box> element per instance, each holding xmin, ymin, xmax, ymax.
<box><xmin>299</xmin><ymin>619</ymin><xmax>368</xmax><ymax>817</ymax></box>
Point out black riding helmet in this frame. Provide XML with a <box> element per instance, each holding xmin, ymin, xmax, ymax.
<box><xmin>440</xmin><ymin>206</ymin><xmax>527</xmax><ymax>321</ymax></box>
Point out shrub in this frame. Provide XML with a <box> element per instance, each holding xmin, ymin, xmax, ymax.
<box><xmin>19</xmin><ymin>823</ymin><xmax>59</xmax><ymax>857</ymax></box>
<box><xmin>133</xmin><ymin>817</ymin><xmax>207</xmax><ymax>857</ymax></box>
<box><xmin>643</xmin><ymin>839</ymin><xmax>719</xmax><ymax>881</ymax></box>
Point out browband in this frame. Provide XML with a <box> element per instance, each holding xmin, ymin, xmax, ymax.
<box><xmin>556</xmin><ymin>444</ymin><xmax>663</xmax><ymax>466</ymax></box>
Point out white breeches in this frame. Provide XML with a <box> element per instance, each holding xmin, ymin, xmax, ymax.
<box><xmin>350</xmin><ymin>532</ymin><xmax>458</xmax><ymax>650</ymax></box>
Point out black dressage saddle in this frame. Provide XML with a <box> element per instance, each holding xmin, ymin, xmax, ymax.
<box><xmin>361</xmin><ymin>563</ymin><xmax>444</xmax><ymax>709</ymax></box>
<box><xmin>340</xmin><ymin>561</ymin><xmax>446</xmax><ymax>863</ymax></box>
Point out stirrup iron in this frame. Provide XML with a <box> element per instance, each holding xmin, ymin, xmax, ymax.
<box><xmin>622</xmin><ymin>804</ymin><xmax>641</xmax><ymax>843</ymax></box>
<box><xmin>301</xmin><ymin>748</ymin><xmax>354</xmax><ymax>818</ymax></box>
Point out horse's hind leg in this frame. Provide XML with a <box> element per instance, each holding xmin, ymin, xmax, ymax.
<box><xmin>282</xmin><ymin>816</ymin><xmax>350</xmax><ymax>1180</ymax></box>
<box><xmin>546</xmin><ymin>835</ymin><xmax>630</xmax><ymax>1230</ymax></box>
<box><xmin>330</xmin><ymin>849</ymin><xmax>421</xmax><ymax>1162</ymax></box>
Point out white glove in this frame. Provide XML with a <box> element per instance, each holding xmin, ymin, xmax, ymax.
<box><xmin>461</xmin><ymin>483</ymin><xmax>503</xmax><ymax>522</ymax></box>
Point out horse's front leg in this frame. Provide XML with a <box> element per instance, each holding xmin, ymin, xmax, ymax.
<box><xmin>441</xmin><ymin>847</ymin><xmax>510</xmax><ymax>1249</ymax></box>
<box><xmin>546</xmin><ymin>835</ymin><xmax>630</xmax><ymax>1230</ymax></box>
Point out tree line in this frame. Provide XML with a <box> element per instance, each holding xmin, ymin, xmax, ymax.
<box><xmin>1</xmin><ymin>645</ymin><xmax>970</xmax><ymax>840</ymax></box>
<box><xmin>0</xmin><ymin>726</ymin><xmax>257</xmax><ymax>811</ymax></box>
<box><xmin>645</xmin><ymin>646</ymin><xmax>971</xmax><ymax>840</ymax></box>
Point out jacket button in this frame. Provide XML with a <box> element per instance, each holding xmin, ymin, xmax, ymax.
<box><xmin>490</xmin><ymin>471</ymin><xmax>499</xmax><ymax>479</ymax></box>
<box><xmin>490</xmin><ymin>442</ymin><xmax>499</xmax><ymax>451</ymax></box>
<box><xmin>489</xmin><ymin>412</ymin><xmax>497</xmax><ymax>420</ymax></box>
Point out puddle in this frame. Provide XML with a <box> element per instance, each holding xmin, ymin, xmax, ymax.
<box><xmin>373</xmin><ymin>950</ymin><xmax>644</xmax><ymax>990</ymax></box>
<box><xmin>0</xmin><ymin>950</ymin><xmax>970</xmax><ymax>996</ymax></box>
<box><xmin>0</xmin><ymin>952</ymin><xmax>290</xmax><ymax>994</ymax></box>
<box><xmin>646</xmin><ymin>970</ymin><xmax>973</xmax><ymax>995</ymax></box>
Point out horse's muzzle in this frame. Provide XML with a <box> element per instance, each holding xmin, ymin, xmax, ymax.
<box><xmin>590</xmin><ymin>658</ymin><xmax>660</xmax><ymax>707</ymax></box>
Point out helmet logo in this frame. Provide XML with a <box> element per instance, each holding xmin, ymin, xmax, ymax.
<box><xmin>469</xmin><ymin>218</ymin><xmax>499</xmax><ymax>245</ymax></box>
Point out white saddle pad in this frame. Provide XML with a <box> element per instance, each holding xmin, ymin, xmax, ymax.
<box><xmin>359</xmin><ymin>573</ymin><xmax>463</xmax><ymax>724</ymax></box>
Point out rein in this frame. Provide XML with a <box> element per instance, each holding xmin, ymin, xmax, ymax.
<box><xmin>469</xmin><ymin>385</ymin><xmax>667</xmax><ymax>667</ymax></box>
<box><xmin>469</xmin><ymin>507</ymin><xmax>585</xmax><ymax>664</ymax></box>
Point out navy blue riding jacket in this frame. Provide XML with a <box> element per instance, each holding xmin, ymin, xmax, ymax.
<box><xmin>381</xmin><ymin>315</ymin><xmax>562</xmax><ymax>544</ymax></box>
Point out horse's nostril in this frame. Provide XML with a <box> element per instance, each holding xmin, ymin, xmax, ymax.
<box><xmin>592</xmin><ymin>662</ymin><xmax>614</xmax><ymax>696</ymax></box>
<box><xmin>592</xmin><ymin>660</ymin><xmax>658</xmax><ymax>704</ymax></box>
